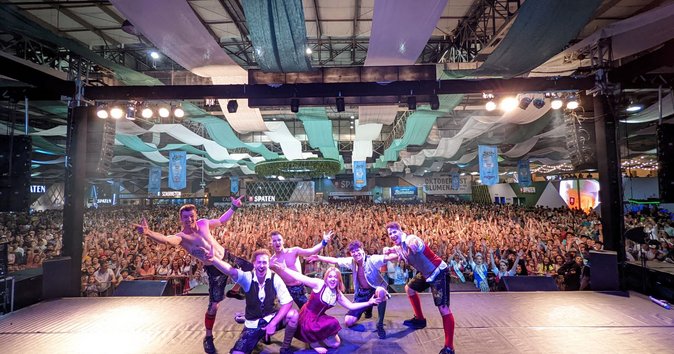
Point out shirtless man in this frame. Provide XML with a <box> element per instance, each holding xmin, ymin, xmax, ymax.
<box><xmin>135</xmin><ymin>197</ymin><xmax>243</xmax><ymax>354</ymax></box>
<box><xmin>269</xmin><ymin>230</ymin><xmax>333</xmax><ymax>309</ymax></box>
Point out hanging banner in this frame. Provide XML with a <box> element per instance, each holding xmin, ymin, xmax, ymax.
<box><xmin>518</xmin><ymin>159</ymin><xmax>532</xmax><ymax>187</ymax></box>
<box><xmin>168</xmin><ymin>151</ymin><xmax>187</xmax><ymax>190</ymax></box>
<box><xmin>451</xmin><ymin>173</ymin><xmax>460</xmax><ymax>190</ymax></box>
<box><xmin>353</xmin><ymin>160</ymin><xmax>367</xmax><ymax>190</ymax></box>
<box><xmin>230</xmin><ymin>175</ymin><xmax>239</xmax><ymax>194</ymax></box>
<box><xmin>148</xmin><ymin>166</ymin><xmax>161</xmax><ymax>195</ymax></box>
<box><xmin>478</xmin><ymin>145</ymin><xmax>499</xmax><ymax>186</ymax></box>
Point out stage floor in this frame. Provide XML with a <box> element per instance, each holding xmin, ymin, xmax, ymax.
<box><xmin>1</xmin><ymin>291</ymin><xmax>673</xmax><ymax>354</ymax></box>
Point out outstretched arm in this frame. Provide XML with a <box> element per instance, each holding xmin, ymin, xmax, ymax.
<box><xmin>509</xmin><ymin>250</ymin><xmax>523</xmax><ymax>274</ymax></box>
<box><xmin>337</xmin><ymin>291</ymin><xmax>381</xmax><ymax>311</ymax></box>
<box><xmin>271</xmin><ymin>261</ymin><xmax>323</xmax><ymax>291</ymax></box>
<box><xmin>209</xmin><ymin>195</ymin><xmax>245</xmax><ymax>228</ymax></box>
<box><xmin>207</xmin><ymin>255</ymin><xmax>239</xmax><ymax>280</ymax></box>
<box><xmin>134</xmin><ymin>217</ymin><xmax>181</xmax><ymax>246</ymax></box>
<box><xmin>305</xmin><ymin>254</ymin><xmax>340</xmax><ymax>265</ymax></box>
<box><xmin>295</xmin><ymin>230</ymin><xmax>334</xmax><ymax>257</ymax></box>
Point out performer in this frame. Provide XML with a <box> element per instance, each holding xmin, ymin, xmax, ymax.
<box><xmin>271</xmin><ymin>262</ymin><xmax>383</xmax><ymax>353</ymax></box>
<box><xmin>306</xmin><ymin>240</ymin><xmax>392</xmax><ymax>338</ymax></box>
<box><xmin>384</xmin><ymin>222</ymin><xmax>455</xmax><ymax>354</ymax></box>
<box><xmin>207</xmin><ymin>249</ymin><xmax>298</xmax><ymax>354</ymax></box>
<box><xmin>135</xmin><ymin>197</ymin><xmax>244</xmax><ymax>354</ymax></box>
<box><xmin>270</xmin><ymin>230</ymin><xmax>333</xmax><ymax>308</ymax></box>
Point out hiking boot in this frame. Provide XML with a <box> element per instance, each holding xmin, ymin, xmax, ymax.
<box><xmin>203</xmin><ymin>335</ymin><xmax>216</xmax><ymax>354</ymax></box>
<box><xmin>402</xmin><ymin>316</ymin><xmax>427</xmax><ymax>329</ymax></box>
<box><xmin>376</xmin><ymin>323</ymin><xmax>386</xmax><ymax>339</ymax></box>
<box><xmin>439</xmin><ymin>346</ymin><xmax>455</xmax><ymax>354</ymax></box>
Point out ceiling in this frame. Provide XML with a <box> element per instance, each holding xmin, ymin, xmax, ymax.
<box><xmin>0</xmin><ymin>0</ymin><xmax>673</xmax><ymax>188</ymax></box>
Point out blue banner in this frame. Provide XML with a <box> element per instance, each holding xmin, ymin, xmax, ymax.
<box><xmin>391</xmin><ymin>186</ymin><xmax>418</xmax><ymax>200</ymax></box>
<box><xmin>478</xmin><ymin>145</ymin><xmax>499</xmax><ymax>186</ymax></box>
<box><xmin>353</xmin><ymin>161</ymin><xmax>367</xmax><ymax>190</ymax></box>
<box><xmin>518</xmin><ymin>159</ymin><xmax>532</xmax><ymax>187</ymax></box>
<box><xmin>230</xmin><ymin>175</ymin><xmax>239</xmax><ymax>194</ymax></box>
<box><xmin>451</xmin><ymin>173</ymin><xmax>460</xmax><ymax>190</ymax></box>
<box><xmin>148</xmin><ymin>166</ymin><xmax>161</xmax><ymax>195</ymax></box>
<box><xmin>168</xmin><ymin>151</ymin><xmax>187</xmax><ymax>190</ymax></box>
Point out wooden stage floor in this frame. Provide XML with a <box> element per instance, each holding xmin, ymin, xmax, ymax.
<box><xmin>1</xmin><ymin>291</ymin><xmax>673</xmax><ymax>354</ymax></box>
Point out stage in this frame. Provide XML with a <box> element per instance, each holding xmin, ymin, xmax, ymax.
<box><xmin>0</xmin><ymin>291</ymin><xmax>673</xmax><ymax>354</ymax></box>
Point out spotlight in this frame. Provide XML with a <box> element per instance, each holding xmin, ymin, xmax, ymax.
<box><xmin>336</xmin><ymin>97</ymin><xmax>345</xmax><ymax>112</ymax></box>
<box><xmin>150</xmin><ymin>51</ymin><xmax>160</xmax><ymax>59</ymax></box>
<box><xmin>485</xmin><ymin>100</ymin><xmax>497</xmax><ymax>111</ymax></box>
<box><xmin>407</xmin><ymin>96</ymin><xmax>417</xmax><ymax>110</ymax></box>
<box><xmin>518</xmin><ymin>97</ymin><xmax>532</xmax><ymax>110</ymax></box>
<box><xmin>551</xmin><ymin>96</ymin><xmax>563</xmax><ymax>110</ymax></box>
<box><xmin>109</xmin><ymin>106</ymin><xmax>124</xmax><ymax>119</ymax></box>
<box><xmin>227</xmin><ymin>100</ymin><xmax>238</xmax><ymax>113</ymax></box>
<box><xmin>141</xmin><ymin>106</ymin><xmax>153</xmax><ymax>118</ymax></box>
<box><xmin>566</xmin><ymin>96</ymin><xmax>579</xmax><ymax>110</ymax></box>
<box><xmin>305</xmin><ymin>47</ymin><xmax>312</xmax><ymax>55</ymax></box>
<box><xmin>96</xmin><ymin>105</ymin><xmax>108</xmax><ymax>119</ymax></box>
<box><xmin>290</xmin><ymin>98</ymin><xmax>299</xmax><ymax>113</ymax></box>
<box><xmin>626</xmin><ymin>103</ymin><xmax>643</xmax><ymax>112</ymax></box>
<box><xmin>499</xmin><ymin>96</ymin><xmax>518</xmax><ymax>112</ymax></box>
<box><xmin>173</xmin><ymin>105</ymin><xmax>185</xmax><ymax>118</ymax></box>
<box><xmin>430</xmin><ymin>94</ymin><xmax>440</xmax><ymax>110</ymax></box>
<box><xmin>532</xmin><ymin>98</ymin><xmax>545</xmax><ymax>109</ymax></box>
<box><xmin>158</xmin><ymin>107</ymin><xmax>170</xmax><ymax>118</ymax></box>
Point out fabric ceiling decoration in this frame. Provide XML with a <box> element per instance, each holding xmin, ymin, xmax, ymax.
<box><xmin>296</xmin><ymin>107</ymin><xmax>340</xmax><ymax>162</ymax></box>
<box><xmin>190</xmin><ymin>117</ymin><xmax>279</xmax><ymax>160</ymax></box>
<box><xmin>531</xmin><ymin>2</ymin><xmax>674</xmax><ymax>77</ymax></box>
<box><xmin>620</xmin><ymin>92</ymin><xmax>674</xmax><ymax>124</ymax></box>
<box><xmin>264</xmin><ymin>121</ymin><xmax>305</xmax><ymax>161</ymax></box>
<box><xmin>442</xmin><ymin>0</ymin><xmax>601</xmax><ymax>78</ymax></box>
<box><xmin>242</xmin><ymin>0</ymin><xmax>311</xmax><ymax>72</ymax></box>
<box><xmin>375</xmin><ymin>110</ymin><xmax>443</xmax><ymax>167</ymax></box>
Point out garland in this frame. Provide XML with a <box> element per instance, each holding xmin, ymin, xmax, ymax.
<box><xmin>255</xmin><ymin>158</ymin><xmax>341</xmax><ymax>178</ymax></box>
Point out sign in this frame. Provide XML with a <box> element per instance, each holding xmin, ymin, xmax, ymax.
<box><xmin>161</xmin><ymin>191</ymin><xmax>182</xmax><ymax>197</ymax></box>
<box><xmin>148</xmin><ymin>166</ymin><xmax>161</xmax><ymax>194</ymax></box>
<box><xmin>353</xmin><ymin>161</ymin><xmax>367</xmax><ymax>190</ymax></box>
<box><xmin>168</xmin><ymin>151</ymin><xmax>186</xmax><ymax>190</ymax></box>
<box><xmin>520</xmin><ymin>186</ymin><xmax>536</xmax><ymax>194</ymax></box>
<box><xmin>478</xmin><ymin>145</ymin><xmax>499</xmax><ymax>186</ymax></box>
<box><xmin>391</xmin><ymin>186</ymin><xmax>418</xmax><ymax>200</ymax></box>
<box><xmin>422</xmin><ymin>176</ymin><xmax>471</xmax><ymax>195</ymax></box>
<box><xmin>230</xmin><ymin>175</ymin><xmax>239</xmax><ymax>194</ymax></box>
<box><xmin>252</xmin><ymin>195</ymin><xmax>276</xmax><ymax>202</ymax></box>
<box><xmin>30</xmin><ymin>185</ymin><xmax>46</xmax><ymax>193</ymax></box>
<box><xmin>96</xmin><ymin>198</ymin><xmax>112</xmax><ymax>204</ymax></box>
<box><xmin>518</xmin><ymin>159</ymin><xmax>532</xmax><ymax>187</ymax></box>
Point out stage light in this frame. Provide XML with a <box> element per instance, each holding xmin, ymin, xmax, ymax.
<box><xmin>499</xmin><ymin>96</ymin><xmax>518</xmax><ymax>112</ymax></box>
<box><xmin>305</xmin><ymin>47</ymin><xmax>312</xmax><ymax>55</ymax></box>
<box><xmin>173</xmin><ymin>105</ymin><xmax>185</xmax><ymax>118</ymax></box>
<box><xmin>485</xmin><ymin>100</ymin><xmax>497</xmax><ymax>111</ymax></box>
<box><xmin>518</xmin><ymin>97</ymin><xmax>532</xmax><ymax>110</ymax></box>
<box><xmin>290</xmin><ymin>98</ymin><xmax>299</xmax><ymax>113</ymax></box>
<box><xmin>430</xmin><ymin>94</ymin><xmax>440</xmax><ymax>110</ymax></box>
<box><xmin>141</xmin><ymin>106</ymin><xmax>153</xmax><ymax>119</ymax></box>
<box><xmin>532</xmin><ymin>98</ymin><xmax>546</xmax><ymax>109</ymax></box>
<box><xmin>626</xmin><ymin>102</ymin><xmax>643</xmax><ymax>112</ymax></box>
<box><xmin>110</xmin><ymin>106</ymin><xmax>124</xmax><ymax>119</ymax></box>
<box><xmin>150</xmin><ymin>51</ymin><xmax>160</xmax><ymax>60</ymax></box>
<box><xmin>336</xmin><ymin>97</ymin><xmax>345</xmax><ymax>112</ymax></box>
<box><xmin>551</xmin><ymin>96</ymin><xmax>563</xmax><ymax>110</ymax></box>
<box><xmin>566</xmin><ymin>96</ymin><xmax>579</xmax><ymax>110</ymax></box>
<box><xmin>158</xmin><ymin>107</ymin><xmax>170</xmax><ymax>118</ymax></box>
<box><xmin>96</xmin><ymin>105</ymin><xmax>108</xmax><ymax>119</ymax></box>
<box><xmin>227</xmin><ymin>100</ymin><xmax>238</xmax><ymax>113</ymax></box>
<box><xmin>407</xmin><ymin>96</ymin><xmax>417</xmax><ymax>110</ymax></box>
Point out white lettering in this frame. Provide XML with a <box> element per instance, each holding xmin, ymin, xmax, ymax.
<box><xmin>161</xmin><ymin>191</ymin><xmax>182</xmax><ymax>197</ymax></box>
<box><xmin>253</xmin><ymin>195</ymin><xmax>276</xmax><ymax>202</ymax></box>
<box><xmin>30</xmin><ymin>185</ymin><xmax>46</xmax><ymax>193</ymax></box>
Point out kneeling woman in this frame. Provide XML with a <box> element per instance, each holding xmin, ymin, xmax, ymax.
<box><xmin>272</xmin><ymin>263</ymin><xmax>387</xmax><ymax>353</ymax></box>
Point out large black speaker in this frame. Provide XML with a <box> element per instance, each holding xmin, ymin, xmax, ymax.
<box><xmin>565</xmin><ymin>112</ymin><xmax>597</xmax><ymax>171</ymax></box>
<box><xmin>85</xmin><ymin>109</ymin><xmax>116</xmax><ymax>178</ymax></box>
<box><xmin>589</xmin><ymin>250</ymin><xmax>619</xmax><ymax>291</ymax></box>
<box><xmin>114</xmin><ymin>280</ymin><xmax>170</xmax><ymax>296</ymax></box>
<box><xmin>43</xmin><ymin>257</ymin><xmax>76</xmax><ymax>299</ymax></box>
<box><xmin>500</xmin><ymin>276</ymin><xmax>559</xmax><ymax>291</ymax></box>
<box><xmin>0</xmin><ymin>135</ymin><xmax>32</xmax><ymax>212</ymax></box>
<box><xmin>657</xmin><ymin>124</ymin><xmax>674</xmax><ymax>202</ymax></box>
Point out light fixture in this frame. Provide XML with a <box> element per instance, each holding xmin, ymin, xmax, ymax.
<box><xmin>150</xmin><ymin>51</ymin><xmax>160</xmax><ymax>59</ymax></box>
<box><xmin>518</xmin><ymin>96</ymin><xmax>532</xmax><ymax>110</ymax></box>
<box><xmin>550</xmin><ymin>96</ymin><xmax>563</xmax><ymax>110</ymax></box>
<box><xmin>173</xmin><ymin>105</ymin><xmax>185</xmax><ymax>118</ymax></box>
<box><xmin>141</xmin><ymin>106</ymin><xmax>153</xmax><ymax>119</ymax></box>
<box><xmin>430</xmin><ymin>94</ymin><xmax>440</xmax><ymax>110</ymax></box>
<box><xmin>499</xmin><ymin>96</ymin><xmax>518</xmax><ymax>112</ymax></box>
<box><xmin>532</xmin><ymin>98</ymin><xmax>546</xmax><ymax>109</ymax></box>
<box><xmin>109</xmin><ymin>106</ymin><xmax>124</xmax><ymax>119</ymax></box>
<box><xmin>407</xmin><ymin>96</ymin><xmax>417</xmax><ymax>110</ymax></box>
<box><xmin>290</xmin><ymin>98</ymin><xmax>299</xmax><ymax>113</ymax></box>
<box><xmin>350</xmin><ymin>115</ymin><xmax>355</xmax><ymax>120</ymax></box>
<box><xmin>626</xmin><ymin>102</ymin><xmax>643</xmax><ymax>112</ymax></box>
<box><xmin>227</xmin><ymin>100</ymin><xmax>238</xmax><ymax>113</ymax></box>
<box><xmin>158</xmin><ymin>107</ymin><xmax>170</xmax><ymax>118</ymax></box>
<box><xmin>96</xmin><ymin>104</ymin><xmax>108</xmax><ymax>119</ymax></box>
<box><xmin>485</xmin><ymin>100</ymin><xmax>497</xmax><ymax>111</ymax></box>
<box><xmin>566</xmin><ymin>96</ymin><xmax>579</xmax><ymax>110</ymax></box>
<box><xmin>336</xmin><ymin>97</ymin><xmax>345</xmax><ymax>112</ymax></box>
<box><xmin>305</xmin><ymin>47</ymin><xmax>312</xmax><ymax>55</ymax></box>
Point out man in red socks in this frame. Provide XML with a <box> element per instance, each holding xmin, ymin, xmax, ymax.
<box><xmin>135</xmin><ymin>196</ymin><xmax>244</xmax><ymax>353</ymax></box>
<box><xmin>384</xmin><ymin>222</ymin><xmax>455</xmax><ymax>354</ymax></box>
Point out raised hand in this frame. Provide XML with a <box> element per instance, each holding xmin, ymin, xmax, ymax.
<box><xmin>133</xmin><ymin>217</ymin><xmax>149</xmax><ymax>235</ymax></box>
<box><xmin>231</xmin><ymin>195</ymin><xmax>245</xmax><ymax>208</ymax></box>
<box><xmin>322</xmin><ymin>230</ymin><xmax>334</xmax><ymax>242</ymax></box>
<box><xmin>305</xmin><ymin>255</ymin><xmax>320</xmax><ymax>263</ymax></box>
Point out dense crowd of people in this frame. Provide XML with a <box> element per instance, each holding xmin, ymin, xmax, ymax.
<box><xmin>2</xmin><ymin>201</ymin><xmax>673</xmax><ymax>296</ymax></box>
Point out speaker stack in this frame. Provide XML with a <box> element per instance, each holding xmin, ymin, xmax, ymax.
<box><xmin>0</xmin><ymin>135</ymin><xmax>32</xmax><ymax>212</ymax></box>
<box><xmin>565</xmin><ymin>113</ymin><xmax>597</xmax><ymax>171</ymax></box>
<box><xmin>86</xmin><ymin>113</ymin><xmax>116</xmax><ymax>178</ymax></box>
<box><xmin>657</xmin><ymin>124</ymin><xmax>674</xmax><ymax>202</ymax></box>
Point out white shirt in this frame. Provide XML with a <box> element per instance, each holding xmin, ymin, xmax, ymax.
<box><xmin>235</xmin><ymin>269</ymin><xmax>292</xmax><ymax>329</ymax></box>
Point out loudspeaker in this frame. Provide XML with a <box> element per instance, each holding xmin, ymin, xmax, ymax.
<box><xmin>42</xmin><ymin>257</ymin><xmax>74</xmax><ymax>299</ymax></box>
<box><xmin>589</xmin><ymin>250</ymin><xmax>619</xmax><ymax>291</ymax></box>
<box><xmin>114</xmin><ymin>280</ymin><xmax>170</xmax><ymax>296</ymax></box>
<box><xmin>500</xmin><ymin>276</ymin><xmax>559</xmax><ymax>291</ymax></box>
<box><xmin>85</xmin><ymin>108</ymin><xmax>116</xmax><ymax>178</ymax></box>
<box><xmin>657</xmin><ymin>124</ymin><xmax>674</xmax><ymax>202</ymax></box>
<box><xmin>0</xmin><ymin>135</ymin><xmax>32</xmax><ymax>212</ymax></box>
<box><xmin>565</xmin><ymin>113</ymin><xmax>597</xmax><ymax>171</ymax></box>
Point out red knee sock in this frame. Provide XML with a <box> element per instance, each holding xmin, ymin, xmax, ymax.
<box><xmin>408</xmin><ymin>293</ymin><xmax>425</xmax><ymax>320</ymax></box>
<box><xmin>442</xmin><ymin>313</ymin><xmax>455</xmax><ymax>349</ymax></box>
<box><xmin>205</xmin><ymin>313</ymin><xmax>216</xmax><ymax>330</ymax></box>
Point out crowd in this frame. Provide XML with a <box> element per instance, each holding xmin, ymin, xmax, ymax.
<box><xmin>2</xmin><ymin>201</ymin><xmax>673</xmax><ymax>295</ymax></box>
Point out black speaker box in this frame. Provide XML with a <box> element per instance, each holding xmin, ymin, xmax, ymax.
<box><xmin>43</xmin><ymin>257</ymin><xmax>75</xmax><ymax>299</ymax></box>
<box><xmin>114</xmin><ymin>280</ymin><xmax>170</xmax><ymax>296</ymax></box>
<box><xmin>85</xmin><ymin>108</ymin><xmax>116</xmax><ymax>178</ymax></box>
<box><xmin>500</xmin><ymin>276</ymin><xmax>559</xmax><ymax>291</ymax></box>
<box><xmin>589</xmin><ymin>250</ymin><xmax>619</xmax><ymax>291</ymax></box>
<box><xmin>657</xmin><ymin>124</ymin><xmax>674</xmax><ymax>202</ymax></box>
<box><xmin>0</xmin><ymin>135</ymin><xmax>32</xmax><ymax>212</ymax></box>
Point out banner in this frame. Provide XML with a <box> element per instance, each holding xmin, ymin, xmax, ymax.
<box><xmin>451</xmin><ymin>173</ymin><xmax>460</xmax><ymax>190</ymax></box>
<box><xmin>391</xmin><ymin>186</ymin><xmax>418</xmax><ymax>200</ymax></box>
<box><xmin>168</xmin><ymin>151</ymin><xmax>187</xmax><ymax>190</ymax></box>
<box><xmin>478</xmin><ymin>145</ymin><xmax>499</xmax><ymax>186</ymax></box>
<box><xmin>230</xmin><ymin>175</ymin><xmax>239</xmax><ymax>194</ymax></box>
<box><xmin>148</xmin><ymin>166</ymin><xmax>161</xmax><ymax>194</ymax></box>
<box><xmin>518</xmin><ymin>159</ymin><xmax>532</xmax><ymax>187</ymax></box>
<box><xmin>353</xmin><ymin>160</ymin><xmax>367</xmax><ymax>190</ymax></box>
<box><xmin>421</xmin><ymin>175</ymin><xmax>471</xmax><ymax>195</ymax></box>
